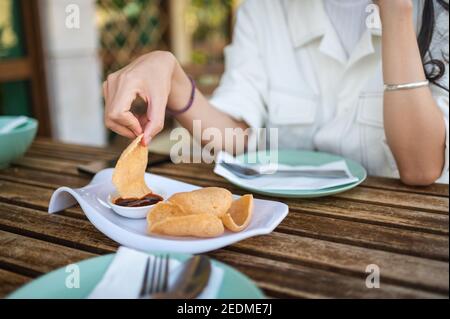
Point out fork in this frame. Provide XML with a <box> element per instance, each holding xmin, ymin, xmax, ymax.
<box><xmin>139</xmin><ymin>254</ymin><xmax>170</xmax><ymax>299</ymax></box>
<box><xmin>220</xmin><ymin>162</ymin><xmax>350</xmax><ymax>179</ymax></box>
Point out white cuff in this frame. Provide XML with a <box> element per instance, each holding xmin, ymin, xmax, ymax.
<box><xmin>210</xmin><ymin>94</ymin><xmax>264</xmax><ymax>130</ymax></box>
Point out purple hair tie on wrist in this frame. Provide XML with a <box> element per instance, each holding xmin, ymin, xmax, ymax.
<box><xmin>166</xmin><ymin>75</ymin><xmax>196</xmax><ymax>116</ymax></box>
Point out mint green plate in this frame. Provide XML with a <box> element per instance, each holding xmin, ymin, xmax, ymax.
<box><xmin>8</xmin><ymin>253</ymin><xmax>264</xmax><ymax>299</ymax></box>
<box><xmin>233</xmin><ymin>150</ymin><xmax>367</xmax><ymax>198</ymax></box>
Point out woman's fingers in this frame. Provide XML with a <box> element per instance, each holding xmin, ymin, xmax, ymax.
<box><xmin>103</xmin><ymin>51</ymin><xmax>177</xmax><ymax>143</ymax></box>
<box><xmin>106</xmin><ymin>121</ymin><xmax>137</xmax><ymax>140</ymax></box>
<box><xmin>116</xmin><ymin>111</ymin><xmax>143</xmax><ymax>136</ymax></box>
<box><xmin>142</xmin><ymin>95</ymin><xmax>168</xmax><ymax>145</ymax></box>
<box><xmin>104</xmin><ymin>76</ymin><xmax>145</xmax><ymax>138</ymax></box>
<box><xmin>137</xmin><ymin>113</ymin><xmax>149</xmax><ymax>130</ymax></box>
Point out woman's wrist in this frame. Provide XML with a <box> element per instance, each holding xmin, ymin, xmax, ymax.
<box><xmin>378</xmin><ymin>0</ymin><xmax>414</xmax><ymax>24</ymax></box>
<box><xmin>167</xmin><ymin>59</ymin><xmax>193</xmax><ymax>113</ymax></box>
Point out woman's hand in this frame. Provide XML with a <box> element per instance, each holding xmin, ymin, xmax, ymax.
<box><xmin>103</xmin><ymin>51</ymin><xmax>177</xmax><ymax>145</ymax></box>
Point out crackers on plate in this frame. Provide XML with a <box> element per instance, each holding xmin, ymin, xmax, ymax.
<box><xmin>112</xmin><ymin>136</ymin><xmax>254</xmax><ymax>238</ymax></box>
<box><xmin>147</xmin><ymin>188</ymin><xmax>254</xmax><ymax>238</ymax></box>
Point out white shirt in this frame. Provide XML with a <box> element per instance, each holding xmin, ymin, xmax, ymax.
<box><xmin>324</xmin><ymin>0</ymin><xmax>372</xmax><ymax>57</ymax></box>
<box><xmin>210</xmin><ymin>0</ymin><xmax>449</xmax><ymax>183</ymax></box>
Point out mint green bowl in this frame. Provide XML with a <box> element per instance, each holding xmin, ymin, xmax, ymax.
<box><xmin>0</xmin><ymin>116</ymin><xmax>38</xmax><ymax>169</ymax></box>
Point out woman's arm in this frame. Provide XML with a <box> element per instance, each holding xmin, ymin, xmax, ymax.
<box><xmin>169</xmin><ymin>58</ymin><xmax>249</xmax><ymax>151</ymax></box>
<box><xmin>378</xmin><ymin>0</ymin><xmax>446</xmax><ymax>185</ymax></box>
<box><xmin>103</xmin><ymin>51</ymin><xmax>248</xmax><ymax>148</ymax></box>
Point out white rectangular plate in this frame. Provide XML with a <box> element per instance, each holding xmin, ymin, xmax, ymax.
<box><xmin>49</xmin><ymin>169</ymin><xmax>289</xmax><ymax>254</ymax></box>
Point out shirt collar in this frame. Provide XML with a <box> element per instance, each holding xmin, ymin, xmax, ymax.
<box><xmin>285</xmin><ymin>0</ymin><xmax>382</xmax><ymax>64</ymax></box>
<box><xmin>286</xmin><ymin>0</ymin><xmax>383</xmax><ymax>46</ymax></box>
<box><xmin>285</xmin><ymin>0</ymin><xmax>328</xmax><ymax>48</ymax></box>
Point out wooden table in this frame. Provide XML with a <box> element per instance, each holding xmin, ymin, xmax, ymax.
<box><xmin>0</xmin><ymin>139</ymin><xmax>448</xmax><ymax>298</ymax></box>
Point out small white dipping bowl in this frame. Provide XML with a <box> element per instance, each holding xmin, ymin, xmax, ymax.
<box><xmin>106</xmin><ymin>187</ymin><xmax>166</xmax><ymax>219</ymax></box>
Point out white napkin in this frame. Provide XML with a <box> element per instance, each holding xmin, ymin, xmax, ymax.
<box><xmin>214</xmin><ymin>151</ymin><xmax>359</xmax><ymax>191</ymax></box>
<box><xmin>89</xmin><ymin>247</ymin><xmax>223</xmax><ymax>299</ymax></box>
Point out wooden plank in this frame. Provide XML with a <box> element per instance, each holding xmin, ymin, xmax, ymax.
<box><xmin>0</xmin><ymin>180</ymin><xmax>54</xmax><ymax>209</ymax></box>
<box><xmin>13</xmin><ymin>157</ymin><xmax>81</xmax><ymax>176</ymax></box>
<box><xmin>0</xmin><ymin>221</ymin><xmax>445</xmax><ymax>299</ymax></box>
<box><xmin>1</xmin><ymin>169</ymin><xmax>446</xmax><ymax>261</ymax></box>
<box><xmin>28</xmin><ymin>139</ymin><xmax>450</xmax><ymax>198</ymax></box>
<box><xmin>0</xmin><ymin>269</ymin><xmax>30</xmax><ymax>298</ymax></box>
<box><xmin>150</xmin><ymin>162</ymin><xmax>449</xmax><ymax>198</ymax></box>
<box><xmin>288</xmin><ymin>199</ymin><xmax>449</xmax><ymax>236</ymax></box>
<box><xmin>149</xmin><ymin>165</ymin><xmax>449</xmax><ymax>213</ymax></box>
<box><xmin>362</xmin><ymin>176</ymin><xmax>449</xmax><ymax>197</ymax></box>
<box><xmin>0</xmin><ymin>179</ymin><xmax>98</xmax><ymax>220</ymax></box>
<box><xmin>0</xmin><ymin>166</ymin><xmax>448</xmax><ymax>237</ymax></box>
<box><xmin>0</xmin><ymin>202</ymin><xmax>446</xmax><ymax>294</ymax></box>
<box><xmin>0</xmin><ymin>173</ymin><xmax>447</xmax><ymax>261</ymax></box>
<box><xmin>33</xmin><ymin>138</ymin><xmax>119</xmax><ymax>156</ymax></box>
<box><xmin>25</xmin><ymin>141</ymin><xmax>117</xmax><ymax>163</ymax></box>
<box><xmin>0</xmin><ymin>144</ymin><xmax>448</xmax><ymax>294</ymax></box>
<box><xmin>0</xmin><ymin>230</ymin><xmax>96</xmax><ymax>277</ymax></box>
<box><xmin>150</xmin><ymin>170</ymin><xmax>449</xmax><ymax>233</ymax></box>
<box><xmin>13</xmin><ymin>151</ymin><xmax>169</xmax><ymax>178</ymax></box>
<box><xmin>0</xmin><ymin>170</ymin><xmax>447</xmax><ymax>236</ymax></box>
<box><xmin>142</xmin><ymin>173</ymin><xmax>450</xmax><ymax>233</ymax></box>
<box><xmin>0</xmin><ymin>231</ymin><xmax>96</xmax><ymax>298</ymax></box>
<box><xmin>0</xmin><ymin>231</ymin><xmax>442</xmax><ymax>299</ymax></box>
<box><xmin>27</xmin><ymin>140</ymin><xmax>449</xmax><ymax>202</ymax></box>
<box><xmin>0</xmin><ymin>166</ymin><xmax>88</xmax><ymax>190</ymax></box>
<box><xmin>334</xmin><ymin>188</ymin><xmax>449</xmax><ymax>214</ymax></box>
<box><xmin>7</xmin><ymin>158</ymin><xmax>448</xmax><ymax>236</ymax></box>
<box><xmin>30</xmin><ymin>139</ymin><xmax>168</xmax><ymax>166</ymax></box>
<box><xmin>230</xmin><ymin>232</ymin><xmax>449</xmax><ymax>294</ymax></box>
<box><xmin>209</xmin><ymin>250</ymin><xmax>446</xmax><ymax>299</ymax></box>
<box><xmin>25</xmin><ymin>148</ymin><xmax>109</xmax><ymax>163</ymax></box>
<box><xmin>278</xmin><ymin>213</ymin><xmax>448</xmax><ymax>261</ymax></box>
<box><xmin>0</xmin><ymin>202</ymin><xmax>117</xmax><ymax>254</ymax></box>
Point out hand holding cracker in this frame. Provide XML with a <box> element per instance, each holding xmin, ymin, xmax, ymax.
<box><xmin>112</xmin><ymin>134</ymin><xmax>151</xmax><ymax>199</ymax></box>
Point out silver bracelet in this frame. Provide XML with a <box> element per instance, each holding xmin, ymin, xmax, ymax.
<box><xmin>384</xmin><ymin>80</ymin><xmax>429</xmax><ymax>92</ymax></box>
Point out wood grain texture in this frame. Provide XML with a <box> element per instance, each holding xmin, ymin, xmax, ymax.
<box><xmin>231</xmin><ymin>232</ymin><xmax>448</xmax><ymax>293</ymax></box>
<box><xmin>0</xmin><ymin>174</ymin><xmax>447</xmax><ymax>260</ymax></box>
<box><xmin>0</xmin><ymin>200</ymin><xmax>447</xmax><ymax>294</ymax></box>
<box><xmin>148</xmin><ymin>164</ymin><xmax>449</xmax><ymax>213</ymax></box>
<box><xmin>149</xmin><ymin>162</ymin><xmax>450</xmax><ymax>196</ymax></box>
<box><xmin>278</xmin><ymin>213</ymin><xmax>449</xmax><ymax>261</ymax></box>
<box><xmin>0</xmin><ymin>139</ymin><xmax>448</xmax><ymax>299</ymax></box>
<box><xmin>0</xmin><ymin>269</ymin><xmax>30</xmax><ymax>298</ymax></box>
<box><xmin>21</xmin><ymin>140</ymin><xmax>450</xmax><ymax>197</ymax></box>
<box><xmin>209</xmin><ymin>250</ymin><xmax>446</xmax><ymax>299</ymax></box>
<box><xmin>0</xmin><ymin>202</ymin><xmax>117</xmax><ymax>254</ymax></box>
<box><xmin>4</xmin><ymin>160</ymin><xmax>447</xmax><ymax>236</ymax></box>
<box><xmin>176</xmin><ymin>175</ymin><xmax>448</xmax><ymax>234</ymax></box>
<box><xmin>0</xmin><ymin>230</ymin><xmax>96</xmax><ymax>277</ymax></box>
<box><xmin>362</xmin><ymin>176</ymin><xmax>449</xmax><ymax>197</ymax></box>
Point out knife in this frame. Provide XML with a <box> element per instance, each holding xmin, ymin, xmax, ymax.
<box><xmin>171</xmin><ymin>255</ymin><xmax>211</xmax><ymax>299</ymax></box>
<box><xmin>152</xmin><ymin>255</ymin><xmax>211</xmax><ymax>299</ymax></box>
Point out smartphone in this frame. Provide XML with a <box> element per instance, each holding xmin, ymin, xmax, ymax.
<box><xmin>77</xmin><ymin>153</ymin><xmax>171</xmax><ymax>176</ymax></box>
<box><xmin>77</xmin><ymin>159</ymin><xmax>116</xmax><ymax>176</ymax></box>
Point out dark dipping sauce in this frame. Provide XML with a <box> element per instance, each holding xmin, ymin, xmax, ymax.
<box><xmin>114</xmin><ymin>193</ymin><xmax>163</xmax><ymax>207</ymax></box>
